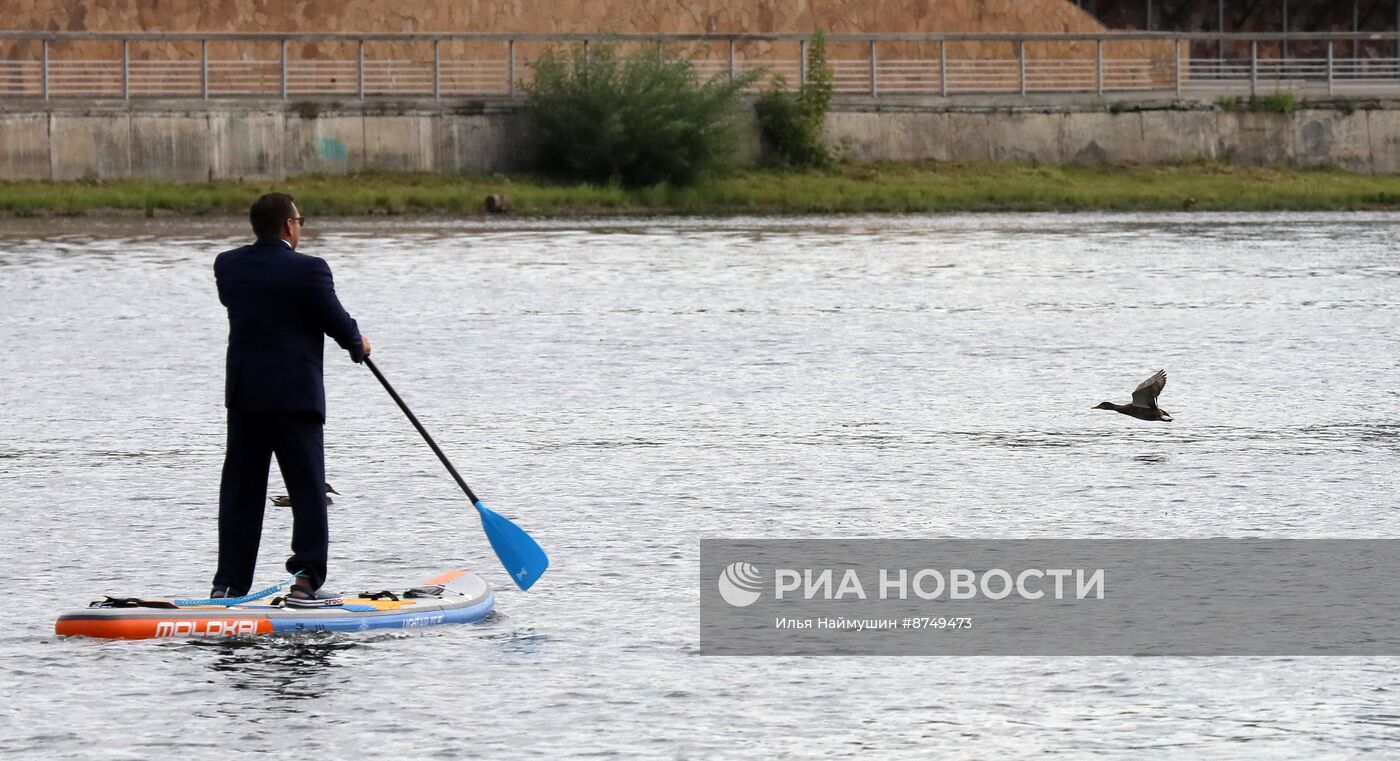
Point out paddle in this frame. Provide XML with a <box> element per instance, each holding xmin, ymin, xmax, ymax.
<box><xmin>364</xmin><ymin>356</ymin><xmax>548</xmax><ymax>591</ymax></box>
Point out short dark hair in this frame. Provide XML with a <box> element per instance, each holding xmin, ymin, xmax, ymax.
<box><xmin>250</xmin><ymin>193</ymin><xmax>298</xmax><ymax>238</ymax></box>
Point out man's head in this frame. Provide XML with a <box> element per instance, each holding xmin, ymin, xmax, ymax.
<box><xmin>249</xmin><ymin>193</ymin><xmax>304</xmax><ymax>249</ymax></box>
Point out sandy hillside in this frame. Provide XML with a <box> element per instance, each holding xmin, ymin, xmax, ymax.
<box><xmin>2</xmin><ymin>1</ymin><xmax>1162</xmax><ymax>67</ymax></box>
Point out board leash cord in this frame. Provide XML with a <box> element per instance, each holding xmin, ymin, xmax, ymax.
<box><xmin>173</xmin><ymin>574</ymin><xmax>301</xmax><ymax>607</ymax></box>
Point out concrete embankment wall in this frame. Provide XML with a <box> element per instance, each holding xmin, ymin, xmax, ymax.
<box><xmin>826</xmin><ymin>99</ymin><xmax>1395</xmax><ymax>172</ymax></box>
<box><xmin>2</xmin><ymin>97</ymin><xmax>1399</xmax><ymax>179</ymax></box>
<box><xmin>0</xmin><ymin>101</ymin><xmax>528</xmax><ymax>180</ymax></box>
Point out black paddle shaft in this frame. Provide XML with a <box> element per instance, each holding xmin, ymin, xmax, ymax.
<box><xmin>364</xmin><ymin>357</ymin><xmax>481</xmax><ymax>505</ymax></box>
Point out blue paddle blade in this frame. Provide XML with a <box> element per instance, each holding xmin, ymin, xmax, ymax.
<box><xmin>474</xmin><ymin>501</ymin><xmax>549</xmax><ymax>590</ymax></box>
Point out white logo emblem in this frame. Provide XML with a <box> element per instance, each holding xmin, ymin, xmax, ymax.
<box><xmin>154</xmin><ymin>619</ymin><xmax>259</xmax><ymax>638</ymax></box>
<box><xmin>717</xmin><ymin>562</ymin><xmax>763</xmax><ymax>607</ymax></box>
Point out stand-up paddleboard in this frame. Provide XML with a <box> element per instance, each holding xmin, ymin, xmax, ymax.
<box><xmin>55</xmin><ymin>570</ymin><xmax>493</xmax><ymax>639</ymax></box>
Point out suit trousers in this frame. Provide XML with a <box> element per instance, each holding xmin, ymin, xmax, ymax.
<box><xmin>213</xmin><ymin>410</ymin><xmax>328</xmax><ymax>596</ymax></box>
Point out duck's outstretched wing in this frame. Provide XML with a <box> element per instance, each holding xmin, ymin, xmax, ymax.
<box><xmin>1130</xmin><ymin>369</ymin><xmax>1167</xmax><ymax>408</ymax></box>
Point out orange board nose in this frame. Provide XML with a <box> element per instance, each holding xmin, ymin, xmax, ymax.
<box><xmin>422</xmin><ymin>570</ymin><xmax>466</xmax><ymax>586</ymax></box>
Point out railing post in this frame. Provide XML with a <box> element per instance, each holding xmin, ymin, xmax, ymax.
<box><xmin>799</xmin><ymin>39</ymin><xmax>808</xmax><ymax>85</ymax></box>
<box><xmin>728</xmin><ymin>39</ymin><xmax>735</xmax><ymax>80</ymax></box>
<box><xmin>122</xmin><ymin>39</ymin><xmax>129</xmax><ymax>100</ymax></box>
<box><xmin>1018</xmin><ymin>39</ymin><xmax>1026</xmax><ymax>95</ymax></box>
<box><xmin>1096</xmin><ymin>38</ymin><xmax>1103</xmax><ymax>95</ymax></box>
<box><xmin>41</xmin><ymin>39</ymin><xmax>48</xmax><ymax>100</ymax></box>
<box><xmin>280</xmin><ymin>38</ymin><xmax>287</xmax><ymax>99</ymax></box>
<box><xmin>1219</xmin><ymin>0</ymin><xmax>1227</xmax><ymax>60</ymax></box>
<box><xmin>870</xmin><ymin>39</ymin><xmax>878</xmax><ymax>96</ymax></box>
<box><xmin>358</xmin><ymin>40</ymin><xmax>364</xmax><ymax>99</ymax></box>
<box><xmin>433</xmin><ymin>39</ymin><xmax>440</xmax><ymax>99</ymax></box>
<box><xmin>1174</xmin><ymin>37</ymin><xmax>1182</xmax><ymax>96</ymax></box>
<box><xmin>1353</xmin><ymin>1</ymin><xmax>1360</xmax><ymax>60</ymax></box>
<box><xmin>508</xmin><ymin>39</ymin><xmax>516</xmax><ymax>98</ymax></box>
<box><xmin>1250</xmin><ymin>38</ymin><xmax>1257</xmax><ymax>96</ymax></box>
<box><xmin>201</xmin><ymin>40</ymin><xmax>208</xmax><ymax>99</ymax></box>
<box><xmin>939</xmin><ymin>39</ymin><xmax>948</xmax><ymax>96</ymax></box>
<box><xmin>1327</xmin><ymin>40</ymin><xmax>1334</xmax><ymax>96</ymax></box>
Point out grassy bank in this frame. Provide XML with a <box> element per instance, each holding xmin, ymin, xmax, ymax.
<box><xmin>4</xmin><ymin>161</ymin><xmax>1400</xmax><ymax>217</ymax></box>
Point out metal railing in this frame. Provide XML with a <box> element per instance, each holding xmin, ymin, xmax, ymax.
<box><xmin>3</xmin><ymin>31</ymin><xmax>1400</xmax><ymax>100</ymax></box>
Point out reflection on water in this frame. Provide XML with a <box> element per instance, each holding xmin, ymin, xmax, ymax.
<box><xmin>3</xmin><ymin>213</ymin><xmax>1400</xmax><ymax>758</ymax></box>
<box><xmin>196</xmin><ymin>636</ymin><xmax>352</xmax><ymax>704</ymax></box>
<box><xmin>478</xmin><ymin>625</ymin><xmax>553</xmax><ymax>657</ymax></box>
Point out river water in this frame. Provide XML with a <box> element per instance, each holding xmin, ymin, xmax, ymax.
<box><xmin>1</xmin><ymin>213</ymin><xmax>1398</xmax><ymax>758</ymax></box>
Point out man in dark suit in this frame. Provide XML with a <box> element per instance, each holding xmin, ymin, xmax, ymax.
<box><xmin>211</xmin><ymin>193</ymin><xmax>370</xmax><ymax>608</ymax></box>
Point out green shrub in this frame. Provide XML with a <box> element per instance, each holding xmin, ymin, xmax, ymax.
<box><xmin>754</xmin><ymin>30</ymin><xmax>834</xmax><ymax>169</ymax></box>
<box><xmin>1108</xmin><ymin>100</ymin><xmax>1131</xmax><ymax>115</ymax></box>
<box><xmin>1251</xmin><ymin>92</ymin><xmax>1296</xmax><ymax>114</ymax></box>
<box><xmin>1217</xmin><ymin>93</ymin><xmax>1297</xmax><ymax>114</ymax></box>
<box><xmin>524</xmin><ymin>40</ymin><xmax>756</xmax><ymax>187</ymax></box>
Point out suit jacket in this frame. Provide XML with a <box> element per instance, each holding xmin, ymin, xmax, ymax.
<box><xmin>215</xmin><ymin>237</ymin><xmax>364</xmax><ymax>420</ymax></box>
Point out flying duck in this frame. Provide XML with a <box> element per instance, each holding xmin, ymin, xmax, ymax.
<box><xmin>1093</xmin><ymin>369</ymin><xmax>1172</xmax><ymax>422</ymax></box>
<box><xmin>271</xmin><ymin>483</ymin><xmax>339</xmax><ymax>507</ymax></box>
